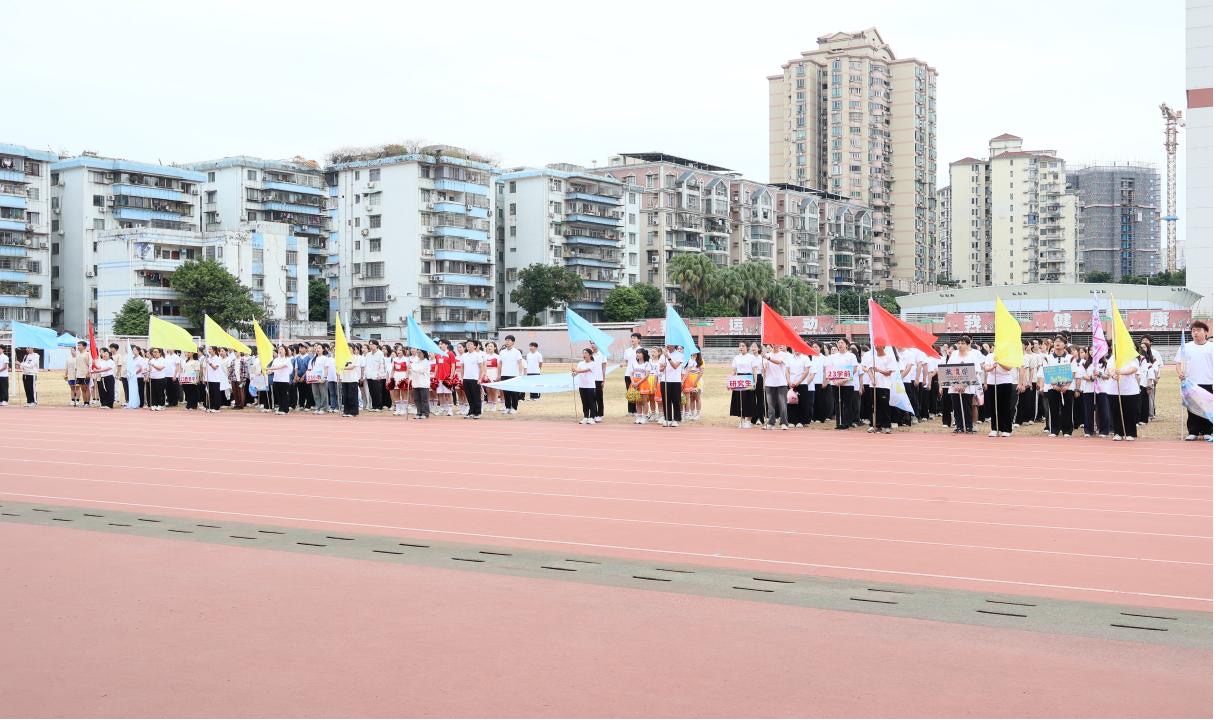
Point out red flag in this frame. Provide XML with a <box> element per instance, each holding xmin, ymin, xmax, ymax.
<box><xmin>760</xmin><ymin>302</ymin><xmax>816</xmax><ymax>355</ymax></box>
<box><xmin>868</xmin><ymin>299</ymin><xmax>938</xmax><ymax>356</ymax></box>
<box><xmin>87</xmin><ymin>319</ymin><xmax>99</xmax><ymax>367</ymax></box>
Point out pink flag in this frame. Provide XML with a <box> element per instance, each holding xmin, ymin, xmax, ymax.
<box><xmin>1091</xmin><ymin>294</ymin><xmax>1109</xmax><ymax>361</ymax></box>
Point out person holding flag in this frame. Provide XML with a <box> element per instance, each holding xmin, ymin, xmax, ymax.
<box><xmin>1177</xmin><ymin>320</ymin><xmax>1213</xmax><ymax>441</ymax></box>
<box><xmin>1108</xmin><ymin>296</ymin><xmax>1141</xmax><ymax>441</ymax></box>
<box><xmin>19</xmin><ymin>347</ymin><xmax>40</xmax><ymax>406</ymax></box>
<box><xmin>92</xmin><ymin>347</ymin><xmax>116</xmax><ymax>408</ymax></box>
<box><xmin>657</xmin><ymin>343</ymin><xmax>686</xmax><ymax>427</ymax></box>
<box><xmin>986</xmin><ymin>297</ymin><xmax>1025</xmax><ymax>438</ymax></box>
<box><xmin>73</xmin><ymin>340</ymin><xmax>93</xmax><ymax>407</ymax></box>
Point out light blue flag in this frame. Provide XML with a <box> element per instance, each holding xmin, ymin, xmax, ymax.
<box><xmin>663</xmin><ymin>305</ymin><xmax>699</xmax><ymax>354</ymax></box>
<box><xmin>890</xmin><ymin>372</ymin><xmax>916</xmax><ymax>414</ymax></box>
<box><xmin>486</xmin><ymin>365</ymin><xmax>619</xmax><ymax>395</ymax></box>
<box><xmin>11</xmin><ymin>321</ymin><xmax>58</xmax><ymax>349</ymax></box>
<box><xmin>123</xmin><ymin>339</ymin><xmax>141</xmax><ymax>409</ymax></box>
<box><xmin>565</xmin><ymin>308</ymin><xmax>614</xmax><ymax>353</ymax></box>
<box><xmin>406</xmin><ymin>316</ymin><xmax>441</xmax><ymax>355</ymax></box>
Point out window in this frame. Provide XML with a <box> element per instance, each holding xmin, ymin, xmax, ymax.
<box><xmin>285</xmin><ymin>251</ymin><xmax>298</xmax><ymax>265</ymax></box>
<box><xmin>369</xmin><ymin>168</ymin><xmax>381</xmax><ymax>182</ymax></box>
<box><xmin>508</xmin><ymin>181</ymin><xmax>516</xmax><ymax>193</ymax></box>
<box><xmin>354</xmin><ymin>240</ymin><xmax>360</xmax><ymax>250</ymax></box>
<box><xmin>26</xmin><ymin>187</ymin><xmax>38</xmax><ymax>201</ymax></box>
<box><xmin>208</xmin><ymin>172</ymin><xmax>216</xmax><ymax>182</ymax></box>
<box><xmin>369</xmin><ymin>215</ymin><xmax>381</xmax><ymax>228</ymax></box>
<box><xmin>51</xmin><ymin>220</ymin><xmax>59</xmax><ymax>232</ymax></box>
<box><xmin>93</xmin><ymin>219</ymin><xmax>104</xmax><ymax>231</ymax></box>
<box><xmin>509</xmin><ymin>226</ymin><xmax>516</xmax><ymax>237</ymax></box>
<box><xmin>206</xmin><ymin>190</ymin><xmax>217</xmax><ymax>203</ymax></box>
<box><xmin>247</xmin><ymin>170</ymin><xmax>257</xmax><ymax>181</ymax></box>
<box><xmin>369</xmin><ymin>239</ymin><xmax>381</xmax><ymax>252</ymax></box>
<box><xmin>247</xmin><ymin>211</ymin><xmax>256</xmax><ymax>222</ymax></box>
<box><xmin>364</xmin><ymin>262</ymin><xmax>384</xmax><ymax>278</ymax></box>
<box><xmin>93</xmin><ymin>195</ymin><xmax>104</xmax><ymax>207</ymax></box>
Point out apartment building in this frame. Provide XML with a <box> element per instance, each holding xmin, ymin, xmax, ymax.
<box><xmin>182</xmin><ymin>156</ymin><xmax>329</xmax><ymax>308</ymax></box>
<box><xmin>769</xmin><ymin>28</ymin><xmax>937</xmax><ymax>289</ymax></box>
<box><xmin>49</xmin><ymin>154</ymin><xmax>204</xmax><ymax>334</ymax></box>
<box><xmin>0</xmin><ymin>144</ymin><xmax>56</xmax><ymax>329</ymax></box>
<box><xmin>936</xmin><ymin>185</ymin><xmax>951</xmax><ymax>283</ymax></box>
<box><xmin>949</xmin><ymin>134</ymin><xmax>1078</xmax><ymax>288</ymax></box>
<box><xmin>326</xmin><ymin>145</ymin><xmax>498</xmax><ymax>339</ymax></box>
<box><xmin>1186</xmin><ymin>0</ymin><xmax>1212</xmax><ymax>315</ymax></box>
<box><xmin>495</xmin><ymin>165</ymin><xmax>639</xmax><ymax>326</ymax></box>
<box><xmin>820</xmin><ymin>195</ymin><xmax>875</xmax><ymax>293</ymax></box>
<box><xmin>94</xmin><ymin>223</ymin><xmax>307</xmax><ymax>337</ymax></box>
<box><xmin>769</xmin><ymin>184</ymin><xmax>822</xmax><ymax>285</ymax></box>
<box><xmin>1066</xmin><ymin>164</ymin><xmax>1161</xmax><ymax>280</ymax></box>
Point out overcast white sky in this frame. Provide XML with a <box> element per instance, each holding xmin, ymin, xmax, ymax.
<box><xmin>8</xmin><ymin>0</ymin><xmax>1189</xmax><ymax>226</ymax></box>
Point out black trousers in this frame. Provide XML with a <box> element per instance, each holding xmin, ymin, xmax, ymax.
<box><xmin>1139</xmin><ymin>387</ymin><xmax>1151</xmax><ymax>424</ymax></box>
<box><xmin>793</xmin><ymin>384</ymin><xmax>811</xmax><ymax>425</ymax></box>
<box><xmin>166</xmin><ymin>379</ymin><xmax>180</xmax><ymax>407</ymax></box>
<box><xmin>273</xmin><ymin>381</ymin><xmax>291</xmax><ymax>413</ymax></box>
<box><xmin>1097</xmin><ymin>392</ymin><xmax>1113</xmax><ymax>436</ymax></box>
<box><xmin>150</xmin><ymin>378</ymin><xmax>168</xmax><ymax>407</ymax></box>
<box><xmin>874</xmin><ymin>388</ymin><xmax>891</xmax><ymax>430</ymax></box>
<box><xmin>184</xmin><ymin>383</ymin><xmax>200</xmax><ymax>410</ymax></box>
<box><xmin>624</xmin><ymin>377</ymin><xmax>635</xmax><ymax>414</ymax></box>
<box><xmin>207</xmin><ymin>381</ymin><xmax>224</xmax><ymax>410</ymax></box>
<box><xmin>663</xmin><ymin>381</ymin><xmax>682</xmax><ymax>422</ymax></box>
<box><xmin>861</xmin><ymin>385</ymin><xmax>873</xmax><ymax>425</ymax></box>
<box><xmin>97</xmin><ymin>376</ymin><xmax>115</xmax><ymax>408</ymax></box>
<box><xmin>989</xmin><ymin>383</ymin><xmax>1014</xmax><ymax>433</ymax></box>
<box><xmin>500</xmin><ymin>376</ymin><xmax>519</xmax><ymax>410</ymax></box>
<box><xmin>0</xmin><ymin>376</ymin><xmax>7</xmax><ymax>403</ymax></box>
<box><xmin>341</xmin><ymin>381</ymin><xmax>360</xmax><ymax>416</ymax></box>
<box><xmin>1045</xmin><ymin>388</ymin><xmax>1073</xmax><ymax>435</ymax></box>
<box><xmin>1115</xmin><ymin>393</ymin><xmax>1139</xmax><ymax>438</ymax></box>
<box><xmin>941</xmin><ymin>388</ymin><xmax>953</xmax><ymax>428</ymax></box>
<box><xmin>593</xmin><ymin>380</ymin><xmax>604</xmax><ymax>418</ymax></box>
<box><xmin>119</xmin><ymin>377</ymin><xmax>129</xmax><ymax>404</ymax></box>
<box><xmin>365</xmin><ymin>379</ymin><xmax>383</xmax><ymax>410</ymax></box>
<box><xmin>949</xmin><ymin>392</ymin><xmax>973</xmax><ymax>432</ymax></box>
<box><xmin>1187</xmin><ymin>384</ymin><xmax>1214</xmax><ymax>436</ymax></box>
<box><xmin>834</xmin><ymin>385</ymin><xmax>857</xmax><ymax>428</ymax></box>
<box><xmin>462</xmin><ymin>379</ymin><xmax>482</xmax><ymax>416</ymax></box>
<box><xmin>23</xmin><ymin>374</ymin><xmax>36</xmax><ymax>403</ymax></box>
<box><xmin>578</xmin><ymin>387</ymin><xmax>596</xmax><ymax>418</ymax></box>
<box><xmin>922</xmin><ymin>378</ymin><xmax>938</xmax><ymax>417</ymax></box>
<box><xmin>750</xmin><ymin>374</ymin><xmax>765</xmax><ymax>425</ymax></box>
<box><xmin>527</xmin><ymin>373</ymin><xmax>541</xmax><ymax>400</ymax></box>
<box><xmin>1081</xmin><ymin>392</ymin><xmax>1097</xmax><ymax>436</ymax></box>
<box><xmin>258</xmin><ymin>389</ymin><xmax>271</xmax><ymax>411</ymax></box>
<box><xmin>300</xmin><ymin>380</ymin><xmax>316</xmax><ymax>409</ymax></box>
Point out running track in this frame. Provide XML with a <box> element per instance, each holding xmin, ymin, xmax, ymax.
<box><xmin>0</xmin><ymin>407</ymin><xmax>1210</xmax><ymax>716</ymax></box>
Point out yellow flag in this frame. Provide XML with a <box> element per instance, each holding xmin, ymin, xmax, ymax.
<box><xmin>252</xmin><ymin>319</ymin><xmax>274</xmax><ymax>373</ymax></box>
<box><xmin>993</xmin><ymin>296</ymin><xmax>1024</xmax><ymax>368</ymax></box>
<box><xmin>204</xmin><ymin>315</ymin><xmax>251</xmax><ymax>354</ymax></box>
<box><xmin>333</xmin><ymin>314</ymin><xmax>350</xmax><ymax>377</ymax></box>
<box><xmin>1110</xmin><ymin>296</ymin><xmax>1137</xmax><ymax>368</ymax></box>
<box><xmin>148</xmin><ymin>315</ymin><xmax>198</xmax><ymax>352</ymax></box>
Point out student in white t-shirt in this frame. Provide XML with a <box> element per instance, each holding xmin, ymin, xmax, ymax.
<box><xmin>868</xmin><ymin>346</ymin><xmax>899</xmax><ymax>434</ymax></box>
<box><xmin>147</xmin><ymin>348</ymin><xmax>168</xmax><ymax>411</ymax></box>
<box><xmin>408</xmin><ymin>349</ymin><xmax>432</xmax><ymax>419</ymax></box>
<box><xmin>93</xmin><ymin>348</ymin><xmax>116</xmax><ymax>409</ymax></box>
<box><xmin>945</xmin><ymin>336</ymin><xmax>983</xmax><ymax>434</ymax></box>
<box><xmin>761</xmin><ymin>344</ymin><xmax>790</xmax><ymax>430</ymax></box>
<box><xmin>458</xmin><ymin>340</ymin><xmax>486</xmax><ymax>419</ymax></box>
<box><xmin>1179</xmin><ymin>320</ymin><xmax>1214</xmax><ymax>440</ymax></box>
<box><xmin>572</xmin><ymin>348</ymin><xmax>597</xmax><ymax>424</ymax></box>
<box><xmin>498</xmin><ymin>335</ymin><xmax>526</xmax><ymax>413</ymax></box>
<box><xmin>657</xmin><ymin>345</ymin><xmax>685</xmax><ymax>427</ymax></box>
<box><xmin>0</xmin><ymin>346</ymin><xmax>9</xmax><ymax>406</ymax></box>
<box><xmin>589</xmin><ymin>341</ymin><xmax>607</xmax><ymax>422</ymax></box>
<box><xmin>268</xmin><ymin>345</ymin><xmax>295</xmax><ymax>415</ymax></box>
<box><xmin>623</xmin><ymin>333</ymin><xmax>643</xmax><ymax>417</ymax></box>
<box><xmin>785</xmin><ymin>349</ymin><xmax>810</xmax><ymax>428</ymax></box>
<box><xmin>728</xmin><ymin>341</ymin><xmax>757</xmax><ymax>428</ymax></box>
<box><xmin>525</xmin><ymin>342</ymin><xmax>544</xmax><ymax>400</ymax></box>
<box><xmin>1040</xmin><ymin>335</ymin><xmax>1075</xmax><ymax>437</ymax></box>
<box><xmin>19</xmin><ymin>347</ymin><xmax>40</xmax><ymax>406</ymax></box>
<box><xmin>828</xmin><ymin>339</ymin><xmax>860</xmax><ymax>430</ymax></box>
<box><xmin>339</xmin><ymin>344</ymin><xmax>363</xmax><ymax>417</ymax></box>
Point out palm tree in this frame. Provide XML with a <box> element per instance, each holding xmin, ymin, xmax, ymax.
<box><xmin>726</xmin><ymin>262</ymin><xmax>776</xmax><ymax>316</ymax></box>
<box><xmin>667</xmin><ymin>253</ymin><xmax>718</xmax><ymax>308</ymax></box>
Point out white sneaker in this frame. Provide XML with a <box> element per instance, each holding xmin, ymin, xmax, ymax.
<box><xmin>988</xmin><ymin>431</ymin><xmax>998</xmax><ymax>437</ymax></box>
<box><xmin>1112</xmin><ymin>435</ymin><xmax>1123</xmax><ymax>441</ymax></box>
<box><xmin>741</xmin><ymin>422</ymin><xmax>752</xmax><ymax>429</ymax></box>
<box><xmin>1205</xmin><ymin>435</ymin><xmax>1214</xmax><ymax>442</ymax></box>
<box><xmin>1185</xmin><ymin>434</ymin><xmax>1197</xmax><ymax>441</ymax></box>
<box><xmin>1001</xmin><ymin>432</ymin><xmax>1012</xmax><ymax>438</ymax></box>
<box><xmin>795</xmin><ymin>423</ymin><xmax>803</xmax><ymax>429</ymax></box>
<box><xmin>1047</xmin><ymin>433</ymin><xmax>1057</xmax><ymax>438</ymax></box>
<box><xmin>670</xmin><ymin>421</ymin><xmax>679</xmax><ymax>427</ymax></box>
<box><xmin>781</xmin><ymin>424</ymin><xmax>789</xmax><ymax>431</ymax></box>
<box><xmin>594</xmin><ymin>417</ymin><xmax>603</xmax><ymax>423</ymax></box>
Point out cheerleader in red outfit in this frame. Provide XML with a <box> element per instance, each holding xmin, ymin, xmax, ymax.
<box><xmin>432</xmin><ymin>339</ymin><xmax>457</xmax><ymax>416</ymax></box>
<box><xmin>389</xmin><ymin>344</ymin><xmax>411</xmax><ymax>416</ymax></box>
<box><xmin>483</xmin><ymin>340</ymin><xmax>502</xmax><ymax>412</ymax></box>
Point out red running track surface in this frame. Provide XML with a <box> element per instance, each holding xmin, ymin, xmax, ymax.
<box><xmin>0</xmin><ymin>408</ymin><xmax>1208</xmax><ymax>611</ymax></box>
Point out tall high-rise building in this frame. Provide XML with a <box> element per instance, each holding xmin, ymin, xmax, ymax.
<box><xmin>182</xmin><ymin>156</ymin><xmax>329</xmax><ymax>314</ymax></box>
<box><xmin>1067</xmin><ymin>164</ymin><xmax>1161</xmax><ymax>280</ymax></box>
<box><xmin>768</xmin><ymin>28</ymin><xmax>937</xmax><ymax>290</ymax></box>
<box><xmin>49</xmin><ymin>154</ymin><xmax>203</xmax><ymax>334</ymax></box>
<box><xmin>326</xmin><ymin>145</ymin><xmax>498</xmax><ymax>339</ymax></box>
<box><xmin>0</xmin><ymin>144</ymin><xmax>56</xmax><ymax>329</ymax></box>
<box><xmin>495</xmin><ymin>165</ymin><xmax>638</xmax><ymax>326</ymax></box>
<box><xmin>935</xmin><ymin>185</ymin><xmax>951</xmax><ymax>283</ymax></box>
<box><xmin>1186</xmin><ymin>0</ymin><xmax>1212</xmax><ymax>315</ymax></box>
<box><xmin>948</xmin><ymin>135</ymin><xmax>1078</xmax><ymax>287</ymax></box>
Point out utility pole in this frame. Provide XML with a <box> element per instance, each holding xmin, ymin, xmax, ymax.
<box><xmin>1160</xmin><ymin>103</ymin><xmax>1184</xmax><ymax>272</ymax></box>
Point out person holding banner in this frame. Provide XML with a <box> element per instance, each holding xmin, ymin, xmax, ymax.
<box><xmin>204</xmin><ymin>347</ymin><xmax>225</xmax><ymax>413</ymax></box>
<box><xmin>728</xmin><ymin>342</ymin><xmax>757</xmax><ymax>428</ymax></box>
<box><xmin>1075</xmin><ymin>347</ymin><xmax>1098</xmax><ymax>437</ymax></box>
<box><xmin>658</xmin><ymin>344</ymin><xmax>685</xmax><ymax>427</ymax></box>
<box><xmin>571</xmin><ymin>348</ymin><xmax>598</xmax><ymax>424</ymax></box>
<box><xmin>267</xmin><ymin>346</ymin><xmax>294</xmax><ymax>415</ymax></box>
<box><xmin>983</xmin><ymin>353</ymin><xmax>1020</xmax><ymax>438</ymax></box>
<box><xmin>181</xmin><ymin>352</ymin><xmax>202</xmax><ymax>410</ymax></box>
<box><xmin>828</xmin><ymin>339</ymin><xmax>859</xmax><ymax>430</ymax></box>
<box><xmin>20</xmin><ymin>347</ymin><xmax>39</xmax><ymax>406</ymax></box>
<box><xmin>1040</xmin><ymin>336</ymin><xmax>1075</xmax><ymax>438</ymax></box>
<box><xmin>945</xmin><ymin>336</ymin><xmax>983</xmax><ymax>434</ymax></box>
<box><xmin>147</xmin><ymin>348</ymin><xmax>168</xmax><ymax>411</ymax></box>
<box><xmin>339</xmin><ymin>343</ymin><xmax>363</xmax><ymax>418</ymax></box>
<box><xmin>1094</xmin><ymin>351</ymin><xmax>1116</xmax><ymax>438</ymax></box>
<box><xmin>1112</xmin><ymin>353</ymin><xmax>1141</xmax><ymax>441</ymax></box>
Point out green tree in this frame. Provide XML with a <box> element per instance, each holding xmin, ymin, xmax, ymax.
<box><xmin>667</xmin><ymin>253</ymin><xmax>720</xmax><ymax>308</ymax></box>
<box><xmin>169</xmin><ymin>259</ymin><xmax>265</xmax><ymax>333</ymax></box>
<box><xmin>723</xmin><ymin>262</ymin><xmax>776</xmax><ymax>316</ymax></box>
<box><xmin>509</xmin><ymin>263</ymin><xmax>585</xmax><ymax>326</ymax></box>
<box><xmin>692</xmin><ymin>298</ymin><xmax>742</xmax><ymax>317</ymax></box>
<box><xmin>765</xmin><ymin>276</ymin><xmax>822</xmax><ymax>316</ymax></box>
<box><xmin>603</xmin><ymin>286</ymin><xmax>648</xmax><ymax>322</ymax></box>
<box><xmin>308</xmin><ymin>278</ymin><xmax>329</xmax><ymax>322</ymax></box>
<box><xmin>111</xmin><ymin>298</ymin><xmax>150</xmax><ymax>335</ymax></box>
<box><xmin>1085</xmin><ymin>271</ymin><xmax>1114</xmax><ymax>283</ymax></box>
<box><xmin>631</xmin><ymin>283</ymin><xmax>667</xmax><ymax>318</ymax></box>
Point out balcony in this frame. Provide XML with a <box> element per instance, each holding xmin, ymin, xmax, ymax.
<box><xmin>565</xmin><ymin>212</ymin><xmax>622</xmax><ymax>227</ymax></box>
<box><xmin>564</xmin><ymin>233</ymin><xmax>619</xmax><ymax>247</ymax></box>
<box><xmin>432</xmin><ymin>178</ymin><xmax>490</xmax><ymax>195</ymax></box>
<box><xmin>433</xmin><ymin>201</ymin><xmax>489</xmax><ymax>218</ymax></box>
<box><xmin>263</xmin><ymin>180</ymin><xmax>325</xmax><ymax>196</ymax></box>
<box><xmin>0</xmin><ymin>194</ymin><xmax>28</xmax><ymax>210</ymax></box>
<box><xmin>0</xmin><ymin>219</ymin><xmax>26</xmax><ymax>232</ymax></box>
<box><xmin>747</xmin><ymin>242</ymin><xmax>773</xmax><ymax>259</ymax></box>
<box><xmin>434</xmin><ymin>248</ymin><xmax>491</xmax><ymax>264</ymax></box>
<box><xmin>426</xmin><ymin>272</ymin><xmax>492</xmax><ymax>287</ymax></box>
<box><xmin>0</xmin><ymin>170</ymin><xmax>25</xmax><ymax>183</ymax></box>
<box><xmin>433</xmin><ymin>225</ymin><xmax>488</xmax><ymax>241</ymax></box>
<box><xmin>567</xmin><ymin>191</ymin><xmax>621</xmax><ymax>205</ymax></box>
<box><xmin>112</xmin><ymin>184</ymin><xmax>189</xmax><ymax>203</ymax></box>
<box><xmin>564</xmin><ymin>256</ymin><xmax>620</xmax><ymax>269</ymax></box>
<box><xmin>673</xmin><ymin>235</ymin><xmax>702</xmax><ymax>250</ymax></box>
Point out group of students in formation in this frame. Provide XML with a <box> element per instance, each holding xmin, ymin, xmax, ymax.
<box><xmin>0</xmin><ymin>336</ymin><xmax>548</xmax><ymax>420</ymax></box>
<box><xmin>722</xmin><ymin>319</ymin><xmax>1213</xmax><ymax>441</ymax></box>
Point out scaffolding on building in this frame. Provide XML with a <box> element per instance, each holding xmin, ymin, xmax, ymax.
<box><xmin>1066</xmin><ymin>162</ymin><xmax>1161</xmax><ymax>280</ymax></box>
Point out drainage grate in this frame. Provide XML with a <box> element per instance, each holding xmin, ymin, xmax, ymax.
<box><xmin>0</xmin><ymin>499</ymin><xmax>1209</xmax><ymax>650</ymax></box>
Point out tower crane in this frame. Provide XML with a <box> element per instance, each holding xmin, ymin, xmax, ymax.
<box><xmin>1160</xmin><ymin>103</ymin><xmax>1184</xmax><ymax>272</ymax></box>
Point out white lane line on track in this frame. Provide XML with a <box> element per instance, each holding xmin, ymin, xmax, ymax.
<box><xmin>2</xmin><ymin>490</ymin><xmax>1209</xmax><ymax>604</ymax></box>
<box><xmin>8</xmin><ymin>473</ymin><xmax>1213</xmax><ymax>563</ymax></box>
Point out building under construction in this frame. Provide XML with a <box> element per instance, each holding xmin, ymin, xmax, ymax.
<box><xmin>1066</xmin><ymin>163</ymin><xmax>1161</xmax><ymax>279</ymax></box>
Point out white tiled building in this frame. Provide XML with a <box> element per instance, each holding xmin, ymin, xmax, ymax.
<box><xmin>326</xmin><ymin>145</ymin><xmax>499</xmax><ymax>339</ymax></box>
<box><xmin>0</xmin><ymin>143</ymin><xmax>56</xmax><ymax>329</ymax></box>
<box><xmin>495</xmin><ymin>165</ymin><xmax>639</xmax><ymax>325</ymax></box>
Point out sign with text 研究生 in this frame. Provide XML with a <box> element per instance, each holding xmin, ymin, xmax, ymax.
<box><xmin>939</xmin><ymin>364</ymin><xmax>978</xmax><ymax>386</ymax></box>
<box><xmin>1041</xmin><ymin>364</ymin><xmax>1074</xmax><ymax>386</ymax></box>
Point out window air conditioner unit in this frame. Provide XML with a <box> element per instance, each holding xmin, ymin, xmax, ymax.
<box><xmin>360</xmin><ymin>229</ymin><xmax>369</xmax><ymax>236</ymax></box>
<box><xmin>430</xmin><ymin>274</ymin><xmax>443</xmax><ymax>282</ymax></box>
<box><xmin>421</xmin><ymin>249</ymin><xmax>433</xmax><ymax>257</ymax></box>
<box><xmin>366</xmin><ymin>182</ymin><xmax>377</xmax><ymax>190</ymax></box>
<box><xmin>191</xmin><ymin>189</ymin><xmax>199</xmax><ymax>195</ymax></box>
<box><xmin>85</xmin><ymin>271</ymin><xmax>95</xmax><ymax>278</ymax></box>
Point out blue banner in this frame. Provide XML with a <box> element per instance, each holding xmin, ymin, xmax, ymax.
<box><xmin>11</xmin><ymin>321</ymin><xmax>58</xmax><ymax>349</ymax></box>
<box><xmin>565</xmin><ymin>308</ymin><xmax>614</xmax><ymax>353</ymax></box>
<box><xmin>406</xmin><ymin>316</ymin><xmax>441</xmax><ymax>355</ymax></box>
<box><xmin>486</xmin><ymin>365</ymin><xmax>619</xmax><ymax>394</ymax></box>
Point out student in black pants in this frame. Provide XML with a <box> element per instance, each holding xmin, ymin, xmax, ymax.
<box><xmin>658</xmin><ymin>345</ymin><xmax>685</xmax><ymax>427</ymax></box>
<box><xmin>269</xmin><ymin>346</ymin><xmax>294</xmax><ymax>415</ymax></box>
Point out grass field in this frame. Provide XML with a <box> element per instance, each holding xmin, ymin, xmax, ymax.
<box><xmin>19</xmin><ymin>364</ymin><xmax>1191</xmax><ymax>439</ymax></box>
